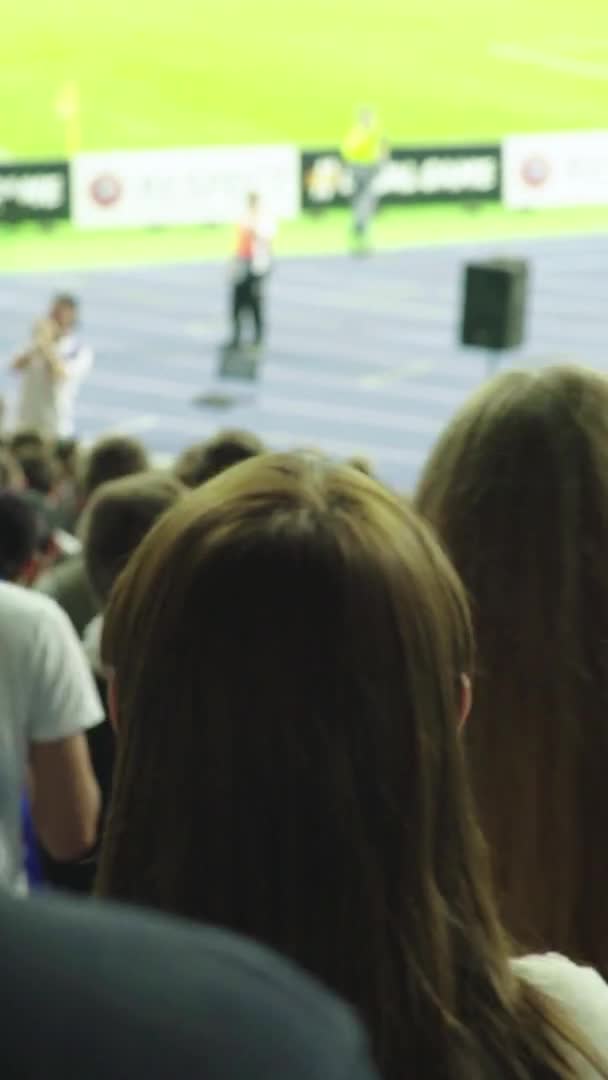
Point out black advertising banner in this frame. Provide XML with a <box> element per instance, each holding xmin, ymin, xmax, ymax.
<box><xmin>301</xmin><ymin>144</ymin><xmax>501</xmax><ymax>209</ymax></box>
<box><xmin>0</xmin><ymin>161</ymin><xmax>70</xmax><ymax>223</ymax></box>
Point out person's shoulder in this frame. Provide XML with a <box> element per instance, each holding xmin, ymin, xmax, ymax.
<box><xmin>513</xmin><ymin>953</ymin><xmax>608</xmax><ymax>1066</ymax></box>
<box><xmin>0</xmin><ymin>891</ymin><xmax>377</xmax><ymax>1080</ymax></box>
<box><xmin>0</xmin><ymin>580</ymin><xmax>58</xmax><ymax>623</ymax></box>
<box><xmin>0</xmin><ymin>581</ymin><xmax>79</xmax><ymax>645</ymax></box>
<box><xmin>513</xmin><ymin>951</ymin><xmax>608</xmax><ymax>1005</ymax></box>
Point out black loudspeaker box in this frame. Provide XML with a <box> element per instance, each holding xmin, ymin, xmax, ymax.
<box><xmin>461</xmin><ymin>259</ymin><xmax>529</xmax><ymax>351</ymax></box>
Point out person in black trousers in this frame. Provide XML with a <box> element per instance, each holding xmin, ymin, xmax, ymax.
<box><xmin>229</xmin><ymin>192</ymin><xmax>274</xmax><ymax>349</ymax></box>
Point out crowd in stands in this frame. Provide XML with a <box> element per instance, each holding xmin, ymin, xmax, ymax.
<box><xmin>2</xmin><ymin>370</ymin><xmax>608</xmax><ymax>1078</ymax></box>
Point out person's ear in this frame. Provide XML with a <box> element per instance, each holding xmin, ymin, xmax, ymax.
<box><xmin>107</xmin><ymin>672</ymin><xmax>120</xmax><ymax>734</ymax></box>
<box><xmin>459</xmin><ymin>673</ymin><xmax>472</xmax><ymax>732</ymax></box>
<box><xmin>16</xmin><ymin>556</ymin><xmax>39</xmax><ymax>587</ymax></box>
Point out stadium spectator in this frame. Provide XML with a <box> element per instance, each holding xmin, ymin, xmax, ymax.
<box><xmin>0</xmin><ymin>583</ymin><xmax>102</xmax><ymax>889</ymax></box>
<box><xmin>54</xmin><ymin>436</ymin><xmax>81</xmax><ymax>482</ymax></box>
<box><xmin>174</xmin><ymin>429</ymin><xmax>264</xmax><ymax>488</ymax></box>
<box><xmin>82</xmin><ymin>434</ymin><xmax>149</xmax><ymax>500</ymax></box>
<box><xmin>10</xmin><ymin>428</ymin><xmax>45</xmax><ymax>454</ymax></box>
<box><xmin>0</xmin><ymin>447</ymin><xmax>26</xmax><ymax>490</ymax></box>
<box><xmin>0</xmin><ymin>887</ymin><xmax>378</xmax><ymax>1080</ymax></box>
<box><xmin>10</xmin><ymin>441</ymin><xmax>81</xmax><ymax>580</ymax></box>
<box><xmin>81</xmin><ymin>471</ymin><xmax>184</xmax><ymax>676</ymax></box>
<box><xmin>11</xmin><ymin>437</ymin><xmax>77</xmax><ymax>528</ymax></box>
<box><xmin>36</xmin><ymin>470</ymin><xmax>181</xmax><ymax>895</ymax></box>
<box><xmin>0</xmin><ymin>490</ymin><xmax>102</xmax><ymax>889</ymax></box>
<box><xmin>17</xmin><ymin>444</ymin><xmax>56</xmax><ymax>497</ymax></box>
<box><xmin>53</xmin><ymin>436</ymin><xmax>84</xmax><ymax>532</ymax></box>
<box><xmin>36</xmin><ymin>434</ymin><xmax>150</xmax><ymax>635</ymax></box>
<box><xmin>11</xmin><ymin>294</ymin><xmax>93</xmax><ymax>438</ymax></box>
<box><xmin>0</xmin><ymin>491</ymin><xmax>41</xmax><ymax>583</ymax></box>
<box><xmin>97</xmin><ymin>454</ymin><xmax>608</xmax><ymax>1080</ymax></box>
<box><xmin>0</xmin><ymin>486</ymin><xmax>59</xmax><ymax>587</ymax></box>
<box><xmin>415</xmin><ymin>366</ymin><xmax>608</xmax><ymax>979</ymax></box>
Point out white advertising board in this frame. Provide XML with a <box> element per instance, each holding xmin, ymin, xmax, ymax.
<box><xmin>503</xmin><ymin>131</ymin><xmax>608</xmax><ymax>209</ymax></box>
<box><xmin>72</xmin><ymin>145</ymin><xmax>300</xmax><ymax>228</ymax></box>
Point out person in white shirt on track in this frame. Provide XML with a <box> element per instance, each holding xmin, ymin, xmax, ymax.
<box><xmin>11</xmin><ymin>293</ymin><xmax>93</xmax><ymax>438</ymax></box>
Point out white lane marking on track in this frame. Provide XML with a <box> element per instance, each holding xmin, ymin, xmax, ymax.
<box><xmin>490</xmin><ymin>43</ymin><xmax>608</xmax><ymax>81</ymax></box>
<box><xmin>87</xmin><ymin>352</ymin><xmax>481</xmax><ymax>400</ymax></box>
<box><xmin>358</xmin><ymin>361</ymin><xmax>435</xmax><ymax>388</ymax></box>
<box><xmin>74</xmin><ymin>402</ymin><xmax>162</xmax><ymax>429</ymax></box>
<box><xmin>77</xmin><ymin>402</ymin><xmax>429</xmax><ymax>467</ymax></box>
<box><xmin>112</xmin><ymin>414</ymin><xmax>160</xmax><ymax>434</ymax></box>
<box><xmin>85</xmin><ymin>369</ymin><xmax>450</xmax><ymax>434</ymax></box>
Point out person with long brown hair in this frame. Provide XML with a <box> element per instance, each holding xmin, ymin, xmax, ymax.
<box><xmin>415</xmin><ymin>365</ymin><xmax>608</xmax><ymax>983</ymax></box>
<box><xmin>97</xmin><ymin>452</ymin><xmax>608</xmax><ymax>1080</ymax></box>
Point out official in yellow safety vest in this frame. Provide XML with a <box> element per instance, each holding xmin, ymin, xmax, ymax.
<box><xmin>341</xmin><ymin>108</ymin><xmax>387</xmax><ymax>250</ymax></box>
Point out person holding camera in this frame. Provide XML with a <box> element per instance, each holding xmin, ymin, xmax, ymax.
<box><xmin>11</xmin><ymin>294</ymin><xmax>93</xmax><ymax>438</ymax></box>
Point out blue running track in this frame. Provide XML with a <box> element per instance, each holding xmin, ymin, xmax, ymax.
<box><xmin>1</xmin><ymin>233</ymin><xmax>606</xmax><ymax>491</ymax></box>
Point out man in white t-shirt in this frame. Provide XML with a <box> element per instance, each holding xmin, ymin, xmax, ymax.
<box><xmin>11</xmin><ymin>294</ymin><xmax>93</xmax><ymax>438</ymax></box>
<box><xmin>0</xmin><ymin>576</ymin><xmax>103</xmax><ymax>891</ymax></box>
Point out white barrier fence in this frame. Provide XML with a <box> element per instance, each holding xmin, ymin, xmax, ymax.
<box><xmin>3</xmin><ymin>132</ymin><xmax>608</xmax><ymax>228</ymax></box>
<box><xmin>71</xmin><ymin>145</ymin><xmax>301</xmax><ymax>228</ymax></box>
<box><xmin>503</xmin><ymin>131</ymin><xmax>608</xmax><ymax>209</ymax></box>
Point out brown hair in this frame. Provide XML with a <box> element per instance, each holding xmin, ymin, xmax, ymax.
<box><xmin>346</xmin><ymin>455</ymin><xmax>376</xmax><ymax>477</ymax></box>
<box><xmin>82</xmin><ymin>435</ymin><xmax>149</xmax><ymax>498</ymax></box>
<box><xmin>0</xmin><ymin>492</ymin><xmax>39</xmax><ymax>580</ymax></box>
<box><xmin>415</xmin><ymin>366</ymin><xmax>608</xmax><ymax>977</ymax></box>
<box><xmin>82</xmin><ymin>471</ymin><xmax>183</xmax><ymax>605</ymax></box>
<box><xmin>97</xmin><ymin>452</ymin><xmax>599</xmax><ymax>1080</ymax></box>
<box><xmin>0</xmin><ymin>448</ymin><xmax>25</xmax><ymax>491</ymax></box>
<box><xmin>10</xmin><ymin>429</ymin><xmax>45</xmax><ymax>455</ymax></box>
<box><xmin>174</xmin><ymin>428</ymin><xmax>264</xmax><ymax>487</ymax></box>
<box><xmin>16</xmin><ymin>447</ymin><xmax>56</xmax><ymax>495</ymax></box>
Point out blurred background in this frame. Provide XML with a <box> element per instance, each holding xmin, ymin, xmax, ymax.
<box><xmin>1</xmin><ymin>0</ymin><xmax>607</xmax><ymax>489</ymax></box>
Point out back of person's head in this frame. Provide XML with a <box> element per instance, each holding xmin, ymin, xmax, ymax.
<box><xmin>54</xmin><ymin>438</ymin><xmax>81</xmax><ymax>479</ymax></box>
<box><xmin>16</xmin><ymin>447</ymin><xmax>56</xmax><ymax>496</ymax></box>
<box><xmin>51</xmin><ymin>293</ymin><xmax>78</xmax><ymax>331</ymax></box>
<box><xmin>83</xmin><ymin>436</ymin><xmax>149</xmax><ymax>499</ymax></box>
<box><xmin>174</xmin><ymin>429</ymin><xmax>264</xmax><ymax>488</ymax></box>
<box><xmin>10</xmin><ymin>430</ymin><xmax>44</xmax><ymax>456</ymax></box>
<box><xmin>0</xmin><ymin>448</ymin><xmax>25</xmax><ymax>491</ymax></box>
<box><xmin>0</xmin><ymin>491</ymin><xmax>39</xmax><ymax>581</ymax></box>
<box><xmin>415</xmin><ymin>365</ymin><xmax>608</xmax><ymax>975</ymax></box>
<box><xmin>82</xmin><ymin>471</ymin><xmax>183</xmax><ymax>606</ymax></box>
<box><xmin>97</xmin><ymin>452</ymin><xmax>590</xmax><ymax>1080</ymax></box>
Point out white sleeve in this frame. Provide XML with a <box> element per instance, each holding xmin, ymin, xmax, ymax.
<box><xmin>27</xmin><ymin>597</ymin><xmax>104</xmax><ymax>744</ymax></box>
<box><xmin>68</xmin><ymin>344</ymin><xmax>93</xmax><ymax>381</ymax></box>
<box><xmin>513</xmin><ymin>953</ymin><xmax>608</xmax><ymax>1076</ymax></box>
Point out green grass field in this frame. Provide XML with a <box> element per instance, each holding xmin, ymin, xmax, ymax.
<box><xmin>3</xmin><ymin>204</ymin><xmax>608</xmax><ymax>273</ymax></box>
<box><xmin>2</xmin><ymin>0</ymin><xmax>607</xmax><ymax>157</ymax></box>
<box><xmin>2</xmin><ymin>1</ymin><xmax>607</xmax><ymax>270</ymax></box>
